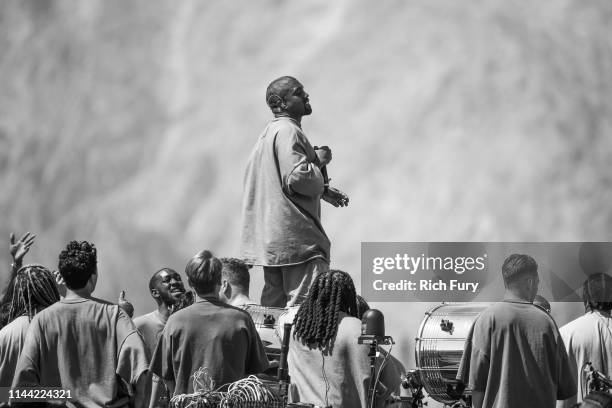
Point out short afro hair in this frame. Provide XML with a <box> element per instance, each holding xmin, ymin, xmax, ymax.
<box><xmin>185</xmin><ymin>250</ymin><xmax>222</xmax><ymax>295</ymax></box>
<box><xmin>58</xmin><ymin>241</ymin><xmax>97</xmax><ymax>290</ymax></box>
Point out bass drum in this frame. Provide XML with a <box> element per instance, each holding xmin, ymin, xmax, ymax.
<box><xmin>414</xmin><ymin>303</ymin><xmax>491</xmax><ymax>405</ymax></box>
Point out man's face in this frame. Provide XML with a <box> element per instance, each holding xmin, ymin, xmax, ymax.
<box><xmin>154</xmin><ymin>270</ymin><xmax>186</xmax><ymax>305</ymax></box>
<box><xmin>282</xmin><ymin>81</ymin><xmax>312</xmax><ymax>117</ymax></box>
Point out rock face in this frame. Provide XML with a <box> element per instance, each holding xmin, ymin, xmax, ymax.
<box><xmin>1</xmin><ymin>1</ymin><xmax>611</xmax><ymax>387</ymax></box>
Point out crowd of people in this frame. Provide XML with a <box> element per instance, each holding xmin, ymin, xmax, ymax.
<box><xmin>1</xmin><ymin>75</ymin><xmax>611</xmax><ymax>408</ymax></box>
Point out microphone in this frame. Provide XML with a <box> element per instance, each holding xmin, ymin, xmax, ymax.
<box><xmin>358</xmin><ymin>309</ymin><xmax>394</xmax><ymax>345</ymax></box>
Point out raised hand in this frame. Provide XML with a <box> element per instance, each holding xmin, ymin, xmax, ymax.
<box><xmin>10</xmin><ymin>232</ymin><xmax>36</xmax><ymax>266</ymax></box>
<box><xmin>118</xmin><ymin>290</ymin><xmax>135</xmax><ymax>318</ymax></box>
<box><xmin>322</xmin><ymin>186</ymin><xmax>349</xmax><ymax>208</ymax></box>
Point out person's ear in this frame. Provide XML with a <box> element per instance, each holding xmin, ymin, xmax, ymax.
<box><xmin>220</xmin><ymin>280</ymin><xmax>230</xmax><ymax>296</ymax></box>
<box><xmin>151</xmin><ymin>288</ymin><xmax>160</xmax><ymax>299</ymax></box>
<box><xmin>88</xmin><ymin>272</ymin><xmax>98</xmax><ymax>292</ymax></box>
<box><xmin>267</xmin><ymin>94</ymin><xmax>286</xmax><ymax>111</ymax></box>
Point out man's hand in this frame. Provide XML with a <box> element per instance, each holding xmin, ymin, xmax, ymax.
<box><xmin>322</xmin><ymin>186</ymin><xmax>349</xmax><ymax>207</ymax></box>
<box><xmin>314</xmin><ymin>145</ymin><xmax>332</xmax><ymax>167</ymax></box>
<box><xmin>10</xmin><ymin>232</ymin><xmax>36</xmax><ymax>267</ymax></box>
<box><xmin>118</xmin><ymin>290</ymin><xmax>135</xmax><ymax>318</ymax></box>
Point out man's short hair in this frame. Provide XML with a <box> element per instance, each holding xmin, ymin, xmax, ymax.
<box><xmin>58</xmin><ymin>241</ymin><xmax>97</xmax><ymax>290</ymax></box>
<box><xmin>185</xmin><ymin>250</ymin><xmax>222</xmax><ymax>295</ymax></box>
<box><xmin>583</xmin><ymin>272</ymin><xmax>612</xmax><ymax>312</ymax></box>
<box><xmin>502</xmin><ymin>254</ymin><xmax>538</xmax><ymax>285</ymax></box>
<box><xmin>149</xmin><ymin>267</ymin><xmax>177</xmax><ymax>292</ymax></box>
<box><xmin>220</xmin><ymin>258</ymin><xmax>250</xmax><ymax>290</ymax></box>
<box><xmin>266</xmin><ymin>76</ymin><xmax>298</xmax><ymax>109</ymax></box>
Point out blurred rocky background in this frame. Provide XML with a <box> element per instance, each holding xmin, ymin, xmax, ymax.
<box><xmin>2</xmin><ymin>1</ymin><xmax>612</xmax><ymax>404</ymax></box>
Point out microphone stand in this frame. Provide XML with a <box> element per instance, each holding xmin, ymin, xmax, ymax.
<box><xmin>358</xmin><ymin>334</ymin><xmax>394</xmax><ymax>408</ymax></box>
<box><xmin>278</xmin><ymin>323</ymin><xmax>293</xmax><ymax>405</ymax></box>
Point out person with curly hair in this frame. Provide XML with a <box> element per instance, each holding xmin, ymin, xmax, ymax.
<box><xmin>12</xmin><ymin>240</ymin><xmax>149</xmax><ymax>408</ymax></box>
<box><xmin>0</xmin><ymin>264</ymin><xmax>59</xmax><ymax>387</ymax></box>
<box><xmin>282</xmin><ymin>270</ymin><xmax>400</xmax><ymax>408</ymax></box>
<box><xmin>150</xmin><ymin>250</ymin><xmax>269</xmax><ymax>397</ymax></box>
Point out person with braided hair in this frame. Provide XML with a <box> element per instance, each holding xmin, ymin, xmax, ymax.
<box><xmin>12</xmin><ymin>240</ymin><xmax>149</xmax><ymax>408</ymax></box>
<box><xmin>0</xmin><ymin>232</ymin><xmax>37</xmax><ymax>329</ymax></box>
<box><xmin>281</xmin><ymin>270</ymin><xmax>400</xmax><ymax>408</ymax></box>
<box><xmin>0</xmin><ymin>264</ymin><xmax>59</xmax><ymax>387</ymax></box>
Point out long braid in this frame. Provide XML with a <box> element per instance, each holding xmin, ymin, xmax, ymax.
<box><xmin>7</xmin><ymin>264</ymin><xmax>60</xmax><ymax>323</ymax></box>
<box><xmin>293</xmin><ymin>270</ymin><xmax>358</xmax><ymax>351</ymax></box>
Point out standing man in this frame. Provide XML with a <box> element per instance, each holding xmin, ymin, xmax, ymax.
<box><xmin>12</xmin><ymin>241</ymin><xmax>149</xmax><ymax>408</ymax></box>
<box><xmin>241</xmin><ymin>76</ymin><xmax>349</xmax><ymax>307</ymax></box>
<box><xmin>457</xmin><ymin>254</ymin><xmax>576</xmax><ymax>408</ymax></box>
<box><xmin>557</xmin><ymin>273</ymin><xmax>612</xmax><ymax>408</ymax></box>
<box><xmin>150</xmin><ymin>250</ymin><xmax>269</xmax><ymax>396</ymax></box>
<box><xmin>133</xmin><ymin>267</ymin><xmax>186</xmax><ymax>408</ymax></box>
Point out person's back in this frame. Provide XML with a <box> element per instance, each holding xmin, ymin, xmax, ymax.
<box><xmin>560</xmin><ymin>311</ymin><xmax>612</xmax><ymax>405</ymax></box>
<box><xmin>150</xmin><ymin>251</ymin><xmax>269</xmax><ymax>397</ymax></box>
<box><xmin>0</xmin><ymin>263</ymin><xmax>60</xmax><ymax>387</ymax></box>
<box><xmin>155</xmin><ymin>298</ymin><xmax>267</xmax><ymax>394</ymax></box>
<box><xmin>288</xmin><ymin>312</ymin><xmax>399</xmax><ymax>408</ymax></box>
<box><xmin>13</xmin><ymin>240</ymin><xmax>148</xmax><ymax>408</ymax></box>
<box><xmin>241</xmin><ymin>116</ymin><xmax>329</xmax><ymax>268</ymax></box>
<box><xmin>14</xmin><ymin>297</ymin><xmax>148</xmax><ymax>407</ymax></box>
<box><xmin>467</xmin><ymin>301</ymin><xmax>574</xmax><ymax>407</ymax></box>
<box><xmin>0</xmin><ymin>315</ymin><xmax>29</xmax><ymax>387</ymax></box>
<box><xmin>558</xmin><ymin>273</ymin><xmax>612</xmax><ymax>407</ymax></box>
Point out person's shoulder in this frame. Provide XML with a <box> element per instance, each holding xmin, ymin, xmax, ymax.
<box><xmin>337</xmin><ymin>314</ymin><xmax>362</xmax><ymax>336</ymax></box>
<box><xmin>561</xmin><ymin>312</ymin><xmax>597</xmax><ymax>336</ymax></box>
<box><xmin>164</xmin><ymin>305</ymin><xmax>194</xmax><ymax>326</ymax></box>
<box><xmin>0</xmin><ymin>315</ymin><xmax>29</xmax><ymax>338</ymax></box>
<box><xmin>270</xmin><ymin>118</ymin><xmax>304</xmax><ymax>140</ymax></box>
<box><xmin>216</xmin><ymin>301</ymin><xmax>253</xmax><ymax>320</ymax></box>
<box><xmin>31</xmin><ymin>301</ymin><xmax>65</xmax><ymax>320</ymax></box>
<box><xmin>133</xmin><ymin>311</ymin><xmax>156</xmax><ymax>328</ymax></box>
<box><xmin>88</xmin><ymin>296</ymin><xmax>116</xmax><ymax>306</ymax></box>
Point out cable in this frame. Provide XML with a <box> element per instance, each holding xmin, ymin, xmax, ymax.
<box><xmin>321</xmin><ymin>350</ymin><xmax>331</xmax><ymax>407</ymax></box>
<box><xmin>371</xmin><ymin>343</ymin><xmax>393</xmax><ymax>408</ymax></box>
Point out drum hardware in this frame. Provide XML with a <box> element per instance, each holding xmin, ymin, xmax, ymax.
<box><xmin>440</xmin><ymin>319</ymin><xmax>454</xmax><ymax>335</ymax></box>
<box><xmin>584</xmin><ymin>362</ymin><xmax>612</xmax><ymax>394</ymax></box>
<box><xmin>414</xmin><ymin>303</ymin><xmax>492</xmax><ymax>405</ymax></box>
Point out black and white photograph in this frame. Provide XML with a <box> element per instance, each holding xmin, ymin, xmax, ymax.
<box><xmin>1</xmin><ymin>1</ymin><xmax>612</xmax><ymax>407</ymax></box>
